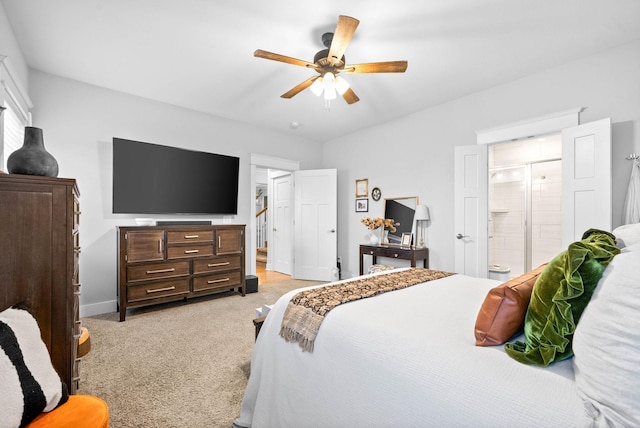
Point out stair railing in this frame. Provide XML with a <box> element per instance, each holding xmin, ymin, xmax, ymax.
<box><xmin>256</xmin><ymin>206</ymin><xmax>268</xmax><ymax>249</ymax></box>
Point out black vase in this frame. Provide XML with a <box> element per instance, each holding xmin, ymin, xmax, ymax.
<box><xmin>7</xmin><ymin>127</ymin><xmax>59</xmax><ymax>177</ymax></box>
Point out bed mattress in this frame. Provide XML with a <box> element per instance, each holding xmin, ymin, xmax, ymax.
<box><xmin>235</xmin><ymin>270</ymin><xmax>591</xmax><ymax>427</ymax></box>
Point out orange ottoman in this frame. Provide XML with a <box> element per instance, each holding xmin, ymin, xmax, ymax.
<box><xmin>28</xmin><ymin>395</ymin><xmax>109</xmax><ymax>428</ymax></box>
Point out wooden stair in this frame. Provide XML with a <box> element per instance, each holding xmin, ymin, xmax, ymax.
<box><xmin>256</xmin><ymin>241</ymin><xmax>267</xmax><ymax>265</ymax></box>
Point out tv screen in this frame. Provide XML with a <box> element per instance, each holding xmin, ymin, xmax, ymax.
<box><xmin>112</xmin><ymin>138</ymin><xmax>239</xmax><ymax>215</ymax></box>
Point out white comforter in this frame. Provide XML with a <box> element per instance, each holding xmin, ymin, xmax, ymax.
<box><xmin>235</xmin><ymin>269</ymin><xmax>592</xmax><ymax>428</ymax></box>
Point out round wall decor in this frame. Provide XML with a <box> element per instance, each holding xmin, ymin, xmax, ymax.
<box><xmin>371</xmin><ymin>187</ymin><xmax>381</xmax><ymax>201</ymax></box>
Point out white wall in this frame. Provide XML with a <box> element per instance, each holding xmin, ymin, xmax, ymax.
<box><xmin>325</xmin><ymin>39</ymin><xmax>640</xmax><ymax>279</ymax></box>
<box><xmin>4</xmin><ymin>0</ymin><xmax>639</xmax><ymax>312</ymax></box>
<box><xmin>28</xmin><ymin>71</ymin><xmax>322</xmax><ymax>316</ymax></box>
<box><xmin>0</xmin><ymin>2</ymin><xmax>28</xmax><ymax>89</ymax></box>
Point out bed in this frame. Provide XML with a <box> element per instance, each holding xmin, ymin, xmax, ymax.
<box><xmin>235</xmin><ymin>225</ymin><xmax>640</xmax><ymax>428</ymax></box>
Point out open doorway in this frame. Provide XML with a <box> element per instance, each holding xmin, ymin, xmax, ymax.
<box><xmin>255</xmin><ymin>168</ymin><xmax>269</xmax><ymax>273</ymax></box>
<box><xmin>255</xmin><ymin>167</ymin><xmax>292</xmax><ymax>284</ymax></box>
<box><xmin>250</xmin><ymin>154</ymin><xmax>339</xmax><ymax>283</ymax></box>
<box><xmin>249</xmin><ymin>154</ymin><xmax>300</xmax><ymax>285</ymax></box>
<box><xmin>488</xmin><ymin>134</ymin><xmax>562</xmax><ymax>277</ymax></box>
<box><xmin>455</xmin><ymin>110</ymin><xmax>611</xmax><ymax>279</ymax></box>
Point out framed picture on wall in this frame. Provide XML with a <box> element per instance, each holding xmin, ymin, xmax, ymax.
<box><xmin>355</xmin><ymin>198</ymin><xmax>369</xmax><ymax>212</ymax></box>
<box><xmin>355</xmin><ymin>178</ymin><xmax>368</xmax><ymax>197</ymax></box>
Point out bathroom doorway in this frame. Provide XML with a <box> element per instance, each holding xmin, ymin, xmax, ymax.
<box><xmin>488</xmin><ymin>134</ymin><xmax>563</xmax><ymax>277</ymax></box>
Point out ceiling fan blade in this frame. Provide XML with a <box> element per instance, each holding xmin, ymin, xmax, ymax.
<box><xmin>342</xmin><ymin>87</ymin><xmax>360</xmax><ymax>104</ymax></box>
<box><xmin>327</xmin><ymin>15</ymin><xmax>360</xmax><ymax>66</ymax></box>
<box><xmin>254</xmin><ymin>49</ymin><xmax>317</xmax><ymax>69</ymax></box>
<box><xmin>281</xmin><ymin>76</ymin><xmax>319</xmax><ymax>99</ymax></box>
<box><xmin>343</xmin><ymin>61</ymin><xmax>408</xmax><ymax>73</ymax></box>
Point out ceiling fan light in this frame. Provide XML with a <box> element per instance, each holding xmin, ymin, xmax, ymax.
<box><xmin>324</xmin><ymin>86</ymin><xmax>337</xmax><ymax>100</ymax></box>
<box><xmin>309</xmin><ymin>78</ymin><xmax>324</xmax><ymax>96</ymax></box>
<box><xmin>322</xmin><ymin>72</ymin><xmax>335</xmax><ymax>89</ymax></box>
<box><xmin>322</xmin><ymin>72</ymin><xmax>337</xmax><ymax>100</ymax></box>
<box><xmin>334</xmin><ymin>76</ymin><xmax>350</xmax><ymax>95</ymax></box>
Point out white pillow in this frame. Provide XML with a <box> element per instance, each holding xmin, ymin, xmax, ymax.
<box><xmin>0</xmin><ymin>307</ymin><xmax>68</xmax><ymax>428</ymax></box>
<box><xmin>612</xmin><ymin>223</ymin><xmax>640</xmax><ymax>249</ymax></box>
<box><xmin>621</xmin><ymin>242</ymin><xmax>640</xmax><ymax>253</ymax></box>
<box><xmin>572</xmin><ymin>251</ymin><xmax>640</xmax><ymax>427</ymax></box>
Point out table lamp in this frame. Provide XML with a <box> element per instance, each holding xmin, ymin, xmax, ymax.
<box><xmin>415</xmin><ymin>205</ymin><xmax>431</xmax><ymax>248</ymax></box>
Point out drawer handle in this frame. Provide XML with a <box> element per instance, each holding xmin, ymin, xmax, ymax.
<box><xmin>207</xmin><ymin>278</ymin><xmax>230</xmax><ymax>284</ymax></box>
<box><xmin>394</xmin><ymin>254</ymin><xmax>399</xmax><ymax>258</ymax></box>
<box><xmin>146</xmin><ymin>268</ymin><xmax>175</xmax><ymax>274</ymax></box>
<box><xmin>184</xmin><ymin>235</ymin><xmax>199</xmax><ymax>239</ymax></box>
<box><xmin>207</xmin><ymin>262</ymin><xmax>230</xmax><ymax>267</ymax></box>
<box><xmin>147</xmin><ymin>286</ymin><xmax>176</xmax><ymax>294</ymax></box>
<box><xmin>184</xmin><ymin>249</ymin><xmax>199</xmax><ymax>254</ymax></box>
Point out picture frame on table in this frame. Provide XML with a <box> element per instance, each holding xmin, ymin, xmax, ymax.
<box><xmin>355</xmin><ymin>178</ymin><xmax>368</xmax><ymax>197</ymax></box>
<box><xmin>355</xmin><ymin>198</ymin><xmax>369</xmax><ymax>212</ymax></box>
<box><xmin>401</xmin><ymin>232</ymin><xmax>412</xmax><ymax>247</ymax></box>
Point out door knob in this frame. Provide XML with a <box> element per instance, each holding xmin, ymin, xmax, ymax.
<box><xmin>456</xmin><ymin>233</ymin><xmax>469</xmax><ymax>239</ymax></box>
<box><xmin>329</xmin><ymin>229</ymin><xmax>336</xmax><ymax>233</ymax></box>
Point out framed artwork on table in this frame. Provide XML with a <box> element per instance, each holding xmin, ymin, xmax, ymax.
<box><xmin>355</xmin><ymin>178</ymin><xmax>368</xmax><ymax>197</ymax></box>
<box><xmin>355</xmin><ymin>198</ymin><xmax>369</xmax><ymax>212</ymax></box>
<box><xmin>401</xmin><ymin>232</ymin><xmax>412</xmax><ymax>247</ymax></box>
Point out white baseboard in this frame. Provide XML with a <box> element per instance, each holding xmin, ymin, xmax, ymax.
<box><xmin>80</xmin><ymin>300</ymin><xmax>117</xmax><ymax>318</ymax></box>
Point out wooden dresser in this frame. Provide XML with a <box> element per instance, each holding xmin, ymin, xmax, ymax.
<box><xmin>0</xmin><ymin>174</ymin><xmax>81</xmax><ymax>393</ymax></box>
<box><xmin>117</xmin><ymin>224</ymin><xmax>245</xmax><ymax>321</ymax></box>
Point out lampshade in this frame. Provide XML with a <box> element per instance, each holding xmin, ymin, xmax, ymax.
<box><xmin>309</xmin><ymin>73</ymin><xmax>349</xmax><ymax>107</ymax></box>
<box><xmin>309</xmin><ymin>78</ymin><xmax>324</xmax><ymax>96</ymax></box>
<box><xmin>335</xmin><ymin>76</ymin><xmax>350</xmax><ymax>95</ymax></box>
<box><xmin>322</xmin><ymin>72</ymin><xmax>337</xmax><ymax>100</ymax></box>
<box><xmin>415</xmin><ymin>205</ymin><xmax>430</xmax><ymax>221</ymax></box>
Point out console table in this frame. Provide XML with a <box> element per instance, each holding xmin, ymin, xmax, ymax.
<box><xmin>359</xmin><ymin>244</ymin><xmax>429</xmax><ymax>275</ymax></box>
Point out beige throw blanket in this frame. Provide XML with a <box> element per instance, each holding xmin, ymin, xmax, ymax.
<box><xmin>280</xmin><ymin>268</ymin><xmax>455</xmax><ymax>352</ymax></box>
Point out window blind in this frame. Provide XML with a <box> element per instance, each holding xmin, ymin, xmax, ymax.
<box><xmin>2</xmin><ymin>102</ymin><xmax>26</xmax><ymax>171</ymax></box>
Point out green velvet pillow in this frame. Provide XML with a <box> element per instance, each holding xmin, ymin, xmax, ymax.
<box><xmin>504</xmin><ymin>228</ymin><xmax>619</xmax><ymax>366</ymax></box>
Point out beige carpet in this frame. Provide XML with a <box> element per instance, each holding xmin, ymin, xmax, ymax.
<box><xmin>78</xmin><ymin>279</ymin><xmax>322</xmax><ymax>428</ymax></box>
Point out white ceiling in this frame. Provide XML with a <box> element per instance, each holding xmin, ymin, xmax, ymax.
<box><xmin>2</xmin><ymin>0</ymin><xmax>640</xmax><ymax>143</ymax></box>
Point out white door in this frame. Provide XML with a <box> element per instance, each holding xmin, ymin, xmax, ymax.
<box><xmin>272</xmin><ymin>173</ymin><xmax>292</xmax><ymax>275</ymax></box>
<box><xmin>561</xmin><ymin>118</ymin><xmax>612</xmax><ymax>247</ymax></box>
<box><xmin>454</xmin><ymin>145</ymin><xmax>488</xmax><ymax>277</ymax></box>
<box><xmin>293</xmin><ymin>169</ymin><xmax>337</xmax><ymax>281</ymax></box>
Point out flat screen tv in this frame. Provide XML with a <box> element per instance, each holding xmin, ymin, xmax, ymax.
<box><xmin>112</xmin><ymin>138</ymin><xmax>239</xmax><ymax>215</ymax></box>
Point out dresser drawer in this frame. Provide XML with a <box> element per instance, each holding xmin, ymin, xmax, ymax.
<box><xmin>373</xmin><ymin>247</ymin><xmax>411</xmax><ymax>259</ymax></box>
<box><xmin>127</xmin><ymin>260</ymin><xmax>190</xmax><ymax>282</ymax></box>
<box><xmin>127</xmin><ymin>278</ymin><xmax>190</xmax><ymax>303</ymax></box>
<box><xmin>167</xmin><ymin>230</ymin><xmax>213</xmax><ymax>244</ymax></box>
<box><xmin>193</xmin><ymin>271</ymin><xmax>241</xmax><ymax>293</ymax></box>
<box><xmin>167</xmin><ymin>243</ymin><xmax>214</xmax><ymax>259</ymax></box>
<box><xmin>193</xmin><ymin>255</ymin><xmax>241</xmax><ymax>274</ymax></box>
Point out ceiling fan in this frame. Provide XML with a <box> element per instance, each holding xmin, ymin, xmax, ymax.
<box><xmin>254</xmin><ymin>15</ymin><xmax>408</xmax><ymax>106</ymax></box>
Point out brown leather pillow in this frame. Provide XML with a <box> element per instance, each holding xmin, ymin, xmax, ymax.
<box><xmin>474</xmin><ymin>264</ymin><xmax>548</xmax><ymax>346</ymax></box>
